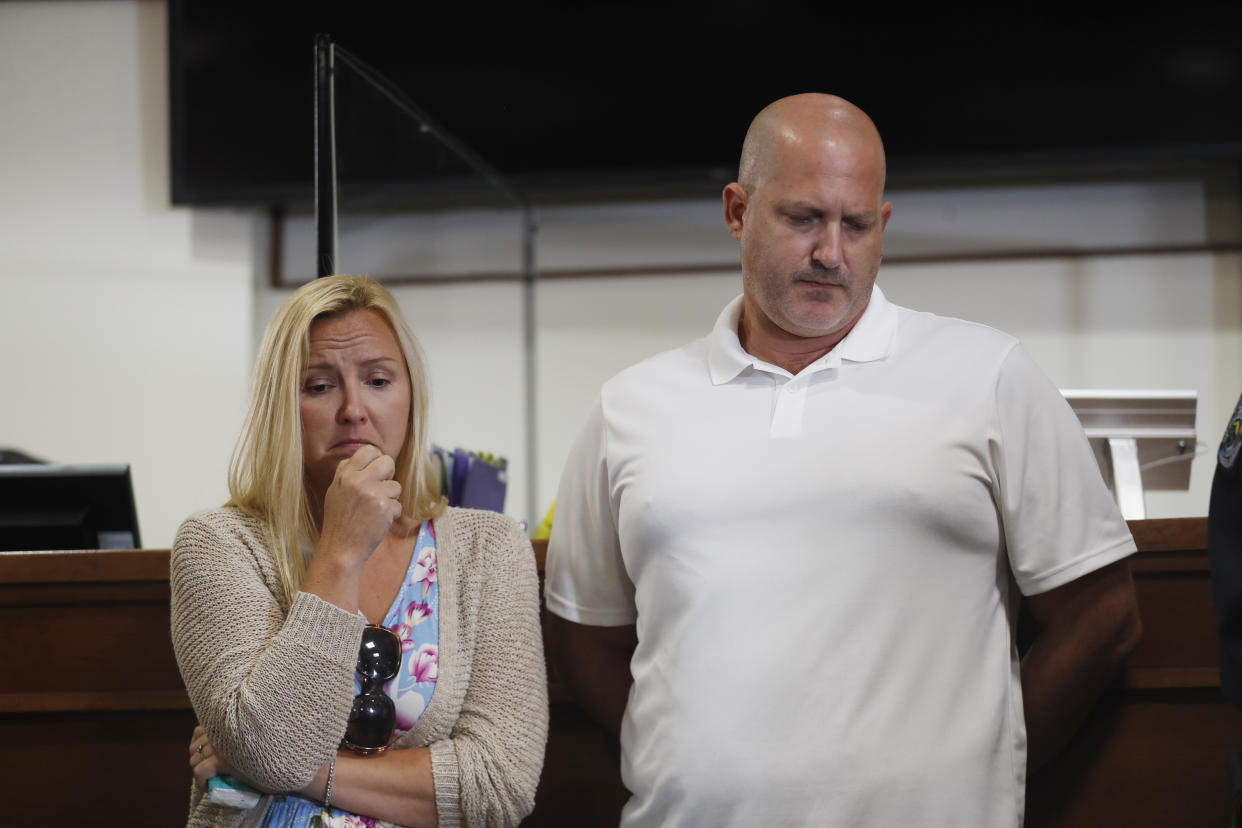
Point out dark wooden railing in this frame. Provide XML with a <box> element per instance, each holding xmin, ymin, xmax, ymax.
<box><xmin>0</xmin><ymin>518</ymin><xmax>1234</xmax><ymax>826</ymax></box>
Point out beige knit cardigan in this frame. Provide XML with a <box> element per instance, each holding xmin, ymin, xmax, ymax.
<box><xmin>170</xmin><ymin>505</ymin><xmax>548</xmax><ymax>828</ymax></box>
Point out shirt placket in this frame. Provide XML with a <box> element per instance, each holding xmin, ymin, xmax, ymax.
<box><xmin>769</xmin><ymin>376</ymin><xmax>809</xmax><ymax>438</ymax></box>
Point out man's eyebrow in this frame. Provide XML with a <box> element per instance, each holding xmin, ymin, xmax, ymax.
<box><xmin>775</xmin><ymin>199</ymin><xmax>821</xmax><ymax>212</ymax></box>
<box><xmin>774</xmin><ymin>200</ymin><xmax>878</xmax><ymax>222</ymax></box>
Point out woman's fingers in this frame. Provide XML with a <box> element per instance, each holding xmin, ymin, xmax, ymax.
<box><xmin>189</xmin><ymin>726</ymin><xmax>217</xmax><ymax>790</ymax></box>
<box><xmin>189</xmin><ymin>728</ymin><xmax>238</xmax><ymax>791</ymax></box>
<box><xmin>192</xmin><ymin>753</ymin><xmax>220</xmax><ymax>791</ymax></box>
<box><xmin>189</xmin><ymin>724</ymin><xmax>209</xmax><ymax>762</ymax></box>
<box><xmin>320</xmin><ymin>446</ymin><xmax>403</xmax><ymax>560</ymax></box>
<box><xmin>359</xmin><ymin>447</ymin><xmax>396</xmax><ymax>482</ymax></box>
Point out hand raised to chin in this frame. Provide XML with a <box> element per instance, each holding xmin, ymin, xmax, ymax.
<box><xmin>317</xmin><ymin>443</ymin><xmax>403</xmax><ymax>569</ymax></box>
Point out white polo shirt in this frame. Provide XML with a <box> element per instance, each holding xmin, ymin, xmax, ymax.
<box><xmin>545</xmin><ymin>285</ymin><xmax>1136</xmax><ymax>828</ymax></box>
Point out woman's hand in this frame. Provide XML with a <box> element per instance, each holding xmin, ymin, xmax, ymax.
<box><xmin>303</xmin><ymin>444</ymin><xmax>403</xmax><ymax>613</ymax></box>
<box><xmin>189</xmin><ymin>724</ymin><xmax>236</xmax><ymax>791</ymax></box>
<box><xmin>319</xmin><ymin>444</ymin><xmax>403</xmax><ymax>566</ymax></box>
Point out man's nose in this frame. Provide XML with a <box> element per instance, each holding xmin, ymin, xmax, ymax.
<box><xmin>812</xmin><ymin>224</ymin><xmax>843</xmax><ymax>269</ymax></box>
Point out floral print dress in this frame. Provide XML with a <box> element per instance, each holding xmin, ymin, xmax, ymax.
<box><xmin>258</xmin><ymin>522</ymin><xmax>440</xmax><ymax>828</ymax></box>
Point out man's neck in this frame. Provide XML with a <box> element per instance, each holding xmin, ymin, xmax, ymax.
<box><xmin>737</xmin><ymin>305</ymin><xmax>864</xmax><ymax>376</ymax></box>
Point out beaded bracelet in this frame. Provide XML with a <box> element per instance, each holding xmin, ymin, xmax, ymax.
<box><xmin>323</xmin><ymin>751</ymin><xmax>337</xmax><ymax>809</ymax></box>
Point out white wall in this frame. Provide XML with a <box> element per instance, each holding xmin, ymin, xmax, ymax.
<box><xmin>533</xmin><ymin>228</ymin><xmax>1240</xmax><ymax>524</ymax></box>
<box><xmin>4</xmin><ymin>1</ymin><xmax>1238</xmax><ymax>548</ymax></box>
<box><xmin>0</xmin><ymin>0</ymin><xmax>258</xmax><ymax>547</ymax></box>
<box><xmin>271</xmin><ymin>184</ymin><xmax>1242</xmax><ymax>526</ymax></box>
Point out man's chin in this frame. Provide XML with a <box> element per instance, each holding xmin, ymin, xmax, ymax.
<box><xmin>781</xmin><ymin>301</ymin><xmax>866</xmax><ymax>340</ymax></box>
<box><xmin>784</xmin><ymin>307</ymin><xmax>848</xmax><ymax>334</ymax></box>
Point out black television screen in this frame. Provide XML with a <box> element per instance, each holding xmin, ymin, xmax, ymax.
<box><xmin>0</xmin><ymin>465</ymin><xmax>142</xmax><ymax>552</ymax></box>
<box><xmin>169</xmin><ymin>1</ymin><xmax>1242</xmax><ymax>208</ymax></box>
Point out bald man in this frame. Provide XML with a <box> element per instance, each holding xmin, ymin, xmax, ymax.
<box><xmin>545</xmin><ymin>94</ymin><xmax>1141</xmax><ymax>827</ymax></box>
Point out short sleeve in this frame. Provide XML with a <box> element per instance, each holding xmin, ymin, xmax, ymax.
<box><xmin>990</xmin><ymin>345</ymin><xmax>1137</xmax><ymax>596</ymax></box>
<box><xmin>544</xmin><ymin>397</ymin><xmax>637</xmax><ymax>625</ymax></box>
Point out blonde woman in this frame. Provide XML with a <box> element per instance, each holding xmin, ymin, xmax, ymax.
<box><xmin>172</xmin><ymin>275</ymin><xmax>547</xmax><ymax>827</ymax></box>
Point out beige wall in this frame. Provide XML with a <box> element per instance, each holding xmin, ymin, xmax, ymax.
<box><xmin>0</xmin><ymin>0</ymin><xmax>257</xmax><ymax>547</ymax></box>
<box><xmin>3</xmin><ymin>1</ymin><xmax>1238</xmax><ymax>546</ymax></box>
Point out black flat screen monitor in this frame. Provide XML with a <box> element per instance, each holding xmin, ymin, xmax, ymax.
<box><xmin>168</xmin><ymin>1</ymin><xmax>1242</xmax><ymax>208</ymax></box>
<box><xmin>0</xmin><ymin>464</ymin><xmax>142</xmax><ymax>552</ymax></box>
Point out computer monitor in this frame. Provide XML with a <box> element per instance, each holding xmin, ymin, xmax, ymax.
<box><xmin>0</xmin><ymin>464</ymin><xmax>142</xmax><ymax>551</ymax></box>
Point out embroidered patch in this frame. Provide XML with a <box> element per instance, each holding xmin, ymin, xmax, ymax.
<box><xmin>1220</xmin><ymin>391</ymin><xmax>1242</xmax><ymax>473</ymax></box>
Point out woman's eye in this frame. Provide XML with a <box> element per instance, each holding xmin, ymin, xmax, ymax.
<box><xmin>368</xmin><ymin>377</ymin><xmax>391</xmax><ymax>389</ymax></box>
<box><xmin>304</xmin><ymin>382</ymin><xmax>331</xmax><ymax>394</ymax></box>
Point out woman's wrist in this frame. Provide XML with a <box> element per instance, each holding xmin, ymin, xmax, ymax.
<box><xmin>300</xmin><ymin>753</ymin><xmax>338</xmax><ymax>803</ymax></box>
<box><xmin>301</xmin><ymin>553</ymin><xmax>364</xmax><ymax>614</ymax></box>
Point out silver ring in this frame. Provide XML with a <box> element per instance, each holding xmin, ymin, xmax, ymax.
<box><xmin>197</xmin><ymin>743</ymin><xmax>204</xmax><ymax>755</ymax></box>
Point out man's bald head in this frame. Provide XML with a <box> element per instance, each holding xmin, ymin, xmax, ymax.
<box><xmin>737</xmin><ymin>93</ymin><xmax>887</xmax><ymax>197</ymax></box>
<box><xmin>722</xmin><ymin>93</ymin><xmax>893</xmax><ymax>370</ymax></box>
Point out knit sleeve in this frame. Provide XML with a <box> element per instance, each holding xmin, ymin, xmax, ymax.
<box><xmin>169</xmin><ymin>509</ymin><xmax>366</xmax><ymax>792</ymax></box>
<box><xmin>429</xmin><ymin>515</ymin><xmax>549</xmax><ymax>827</ymax></box>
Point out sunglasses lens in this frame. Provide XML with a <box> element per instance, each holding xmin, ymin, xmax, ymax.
<box><xmin>346</xmin><ymin>691</ymin><xmax>396</xmax><ymax>750</ymax></box>
<box><xmin>357</xmin><ymin>625</ymin><xmax>400</xmax><ymax>682</ymax></box>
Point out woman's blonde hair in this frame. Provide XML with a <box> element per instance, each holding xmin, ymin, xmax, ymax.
<box><xmin>227</xmin><ymin>275</ymin><xmax>446</xmax><ymax>607</ymax></box>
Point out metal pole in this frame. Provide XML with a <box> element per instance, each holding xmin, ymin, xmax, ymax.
<box><xmin>314</xmin><ymin>34</ymin><xmax>337</xmax><ymax>278</ymax></box>
<box><xmin>522</xmin><ymin>205</ymin><xmax>539</xmax><ymax>528</ymax></box>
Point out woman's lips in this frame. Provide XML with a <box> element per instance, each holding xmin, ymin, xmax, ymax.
<box><xmin>331</xmin><ymin>439</ymin><xmax>373</xmax><ymax>452</ymax></box>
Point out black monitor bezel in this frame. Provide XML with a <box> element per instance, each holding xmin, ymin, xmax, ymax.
<box><xmin>0</xmin><ymin>464</ymin><xmax>142</xmax><ymax>552</ymax></box>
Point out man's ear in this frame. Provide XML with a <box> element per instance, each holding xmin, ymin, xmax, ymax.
<box><xmin>722</xmin><ymin>182</ymin><xmax>748</xmax><ymax>241</ymax></box>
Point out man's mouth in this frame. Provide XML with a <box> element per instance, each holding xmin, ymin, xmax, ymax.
<box><xmin>793</xmin><ymin>269</ymin><xmax>845</xmax><ymax>287</ymax></box>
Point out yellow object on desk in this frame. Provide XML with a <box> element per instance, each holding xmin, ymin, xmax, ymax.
<box><xmin>531</xmin><ymin>499</ymin><xmax>555</xmax><ymax>540</ymax></box>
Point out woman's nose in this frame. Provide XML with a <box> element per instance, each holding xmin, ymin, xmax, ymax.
<box><xmin>338</xmin><ymin>387</ymin><xmax>367</xmax><ymax>423</ymax></box>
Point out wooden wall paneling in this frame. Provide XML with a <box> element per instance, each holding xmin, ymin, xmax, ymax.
<box><xmin>0</xmin><ymin>708</ymin><xmax>197</xmax><ymax>823</ymax></box>
<box><xmin>1027</xmin><ymin>518</ymin><xmax>1239</xmax><ymax>827</ymax></box>
<box><xmin>0</xmin><ymin>518</ymin><xmax>1233</xmax><ymax>827</ymax></box>
<box><xmin>0</xmin><ymin>549</ymin><xmax>193</xmax><ymax>827</ymax></box>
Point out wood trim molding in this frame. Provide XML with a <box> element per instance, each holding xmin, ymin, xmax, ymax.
<box><xmin>267</xmin><ymin>203</ymin><xmax>1242</xmax><ymax>288</ymax></box>
<box><xmin>1123</xmin><ymin>666</ymin><xmax>1222</xmax><ymax>691</ymax></box>
<box><xmin>1126</xmin><ymin>517</ymin><xmax>1209</xmax><ymax>553</ymax></box>
<box><xmin>0</xmin><ymin>690</ymin><xmax>191</xmax><ymax>714</ymax></box>
<box><xmin>0</xmin><ymin>548</ymin><xmax>169</xmax><ymax>584</ymax></box>
<box><xmin>377</xmin><ymin>241</ymin><xmax>1242</xmax><ymax>285</ymax></box>
<box><xmin>535</xmin><ymin>522</ymin><xmax>1209</xmax><ymax>575</ymax></box>
<box><xmin>0</xmin><ymin>518</ymin><xmax>1199</xmax><ymax>583</ymax></box>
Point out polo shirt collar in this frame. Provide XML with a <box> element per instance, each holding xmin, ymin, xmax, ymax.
<box><xmin>707</xmin><ymin>283</ymin><xmax>898</xmax><ymax>384</ymax></box>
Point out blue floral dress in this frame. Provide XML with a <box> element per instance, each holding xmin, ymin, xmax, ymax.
<box><xmin>258</xmin><ymin>522</ymin><xmax>440</xmax><ymax>827</ymax></box>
